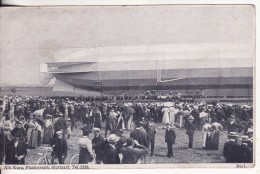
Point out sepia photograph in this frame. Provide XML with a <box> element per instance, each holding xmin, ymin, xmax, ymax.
<box><xmin>0</xmin><ymin>4</ymin><xmax>256</xmax><ymax>168</ymax></box>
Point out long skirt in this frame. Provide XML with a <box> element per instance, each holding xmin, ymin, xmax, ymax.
<box><xmin>169</xmin><ymin>112</ymin><xmax>175</xmax><ymax>124</ymax></box>
<box><xmin>126</xmin><ymin>115</ymin><xmax>133</xmax><ymax>131</ymax></box>
<box><xmin>205</xmin><ymin>133</ymin><xmax>212</xmax><ymax>150</ymax></box>
<box><xmin>211</xmin><ymin>131</ymin><xmax>219</xmax><ymax>150</ymax></box>
<box><xmin>29</xmin><ymin>129</ymin><xmax>40</xmax><ymax>148</ymax></box>
<box><xmin>79</xmin><ymin>148</ymin><xmax>91</xmax><ymax>164</ymax></box>
<box><xmin>162</xmin><ymin>113</ymin><xmax>170</xmax><ymax>124</ymax></box>
<box><xmin>176</xmin><ymin>115</ymin><xmax>184</xmax><ymax>127</ymax></box>
<box><xmin>42</xmin><ymin>126</ymin><xmax>53</xmax><ymax>144</ymax></box>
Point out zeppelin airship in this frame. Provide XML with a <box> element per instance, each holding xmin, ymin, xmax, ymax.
<box><xmin>40</xmin><ymin>43</ymin><xmax>253</xmax><ymax>96</ymax></box>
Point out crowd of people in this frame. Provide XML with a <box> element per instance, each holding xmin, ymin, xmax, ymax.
<box><xmin>0</xmin><ymin>95</ymin><xmax>254</xmax><ymax>165</ymax></box>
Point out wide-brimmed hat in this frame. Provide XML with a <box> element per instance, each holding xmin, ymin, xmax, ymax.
<box><xmin>34</xmin><ymin>117</ymin><xmax>45</xmax><ymax>126</ymax></box>
<box><xmin>229</xmin><ymin>115</ymin><xmax>235</xmax><ymax>119</ymax></box>
<box><xmin>107</xmin><ymin>134</ymin><xmax>119</xmax><ymax>143</ymax></box>
<box><xmin>187</xmin><ymin>115</ymin><xmax>195</xmax><ymax>120</ymax></box>
<box><xmin>228</xmin><ymin>132</ymin><xmax>238</xmax><ymax>139</ymax></box>
<box><xmin>46</xmin><ymin>114</ymin><xmax>53</xmax><ymax>118</ymax></box>
<box><xmin>93</xmin><ymin>127</ymin><xmax>100</xmax><ymax>132</ymax></box>
<box><xmin>245</xmin><ymin>128</ymin><xmax>253</xmax><ymax>134</ymax></box>
<box><xmin>241</xmin><ymin>135</ymin><xmax>249</xmax><ymax>142</ymax></box>
<box><xmin>56</xmin><ymin>130</ymin><xmax>63</xmax><ymax>135</ymax></box>
<box><xmin>15</xmin><ymin>120</ymin><xmax>22</xmax><ymax>125</ymax></box>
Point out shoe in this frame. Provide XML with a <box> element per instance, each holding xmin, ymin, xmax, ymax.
<box><xmin>188</xmin><ymin>148</ymin><xmax>192</xmax><ymax>150</ymax></box>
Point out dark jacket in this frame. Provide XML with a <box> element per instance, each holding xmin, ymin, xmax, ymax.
<box><xmin>130</xmin><ymin>129</ymin><xmax>148</xmax><ymax>148</ymax></box>
<box><xmin>227</xmin><ymin>122</ymin><xmax>238</xmax><ymax>134</ymax></box>
<box><xmin>165</xmin><ymin>128</ymin><xmax>176</xmax><ymax>144</ymax></box>
<box><xmin>11</xmin><ymin>127</ymin><xmax>26</xmax><ymax>141</ymax></box>
<box><xmin>144</xmin><ymin>124</ymin><xmax>157</xmax><ymax>140</ymax></box>
<box><xmin>185</xmin><ymin>122</ymin><xmax>196</xmax><ymax>135</ymax></box>
<box><xmin>102</xmin><ymin>144</ymin><xmax>120</xmax><ymax>164</ymax></box>
<box><xmin>119</xmin><ymin>145</ymin><xmax>148</xmax><ymax>164</ymax></box>
<box><xmin>223</xmin><ymin>140</ymin><xmax>240</xmax><ymax>163</ymax></box>
<box><xmin>54</xmin><ymin>118</ymin><xmax>67</xmax><ymax>132</ymax></box>
<box><xmin>92</xmin><ymin>134</ymin><xmax>105</xmax><ymax>151</ymax></box>
<box><xmin>237</xmin><ymin>144</ymin><xmax>253</xmax><ymax>163</ymax></box>
<box><xmin>5</xmin><ymin>140</ymin><xmax>27</xmax><ymax>164</ymax></box>
<box><xmin>52</xmin><ymin>138</ymin><xmax>68</xmax><ymax>157</ymax></box>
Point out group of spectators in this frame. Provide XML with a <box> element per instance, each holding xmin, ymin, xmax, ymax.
<box><xmin>0</xmin><ymin>95</ymin><xmax>253</xmax><ymax>165</ymax></box>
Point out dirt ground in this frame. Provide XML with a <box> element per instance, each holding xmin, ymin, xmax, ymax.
<box><xmin>21</xmin><ymin>121</ymin><xmax>240</xmax><ymax>165</ymax></box>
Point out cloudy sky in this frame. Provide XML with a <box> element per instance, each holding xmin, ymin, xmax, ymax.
<box><xmin>0</xmin><ymin>5</ymin><xmax>254</xmax><ymax>86</ymax></box>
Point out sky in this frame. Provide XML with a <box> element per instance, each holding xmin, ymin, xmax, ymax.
<box><xmin>0</xmin><ymin>5</ymin><xmax>254</xmax><ymax>86</ymax></box>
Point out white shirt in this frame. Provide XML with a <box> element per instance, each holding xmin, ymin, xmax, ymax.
<box><xmin>78</xmin><ymin>136</ymin><xmax>93</xmax><ymax>154</ymax></box>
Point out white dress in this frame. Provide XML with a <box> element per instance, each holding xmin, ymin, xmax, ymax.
<box><xmin>162</xmin><ymin>107</ymin><xmax>170</xmax><ymax>124</ymax></box>
<box><xmin>169</xmin><ymin>107</ymin><xmax>175</xmax><ymax>124</ymax></box>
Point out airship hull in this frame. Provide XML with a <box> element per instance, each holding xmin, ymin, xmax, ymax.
<box><xmin>45</xmin><ymin>44</ymin><xmax>253</xmax><ymax>96</ymax></box>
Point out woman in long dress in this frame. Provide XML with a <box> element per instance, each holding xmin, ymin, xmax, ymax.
<box><xmin>29</xmin><ymin>119</ymin><xmax>42</xmax><ymax>148</ymax></box>
<box><xmin>169</xmin><ymin>106</ymin><xmax>176</xmax><ymax>124</ymax></box>
<box><xmin>42</xmin><ymin>115</ymin><xmax>53</xmax><ymax>145</ymax></box>
<box><xmin>162</xmin><ymin>107</ymin><xmax>170</xmax><ymax>124</ymax></box>
<box><xmin>202</xmin><ymin>120</ymin><xmax>212</xmax><ymax>150</ymax></box>
<box><xmin>210</xmin><ymin>118</ymin><xmax>223</xmax><ymax>150</ymax></box>
<box><xmin>77</xmin><ymin>127</ymin><xmax>93</xmax><ymax>164</ymax></box>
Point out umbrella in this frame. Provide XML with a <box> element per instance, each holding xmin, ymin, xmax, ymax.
<box><xmin>163</xmin><ymin>102</ymin><xmax>174</xmax><ymax>107</ymax></box>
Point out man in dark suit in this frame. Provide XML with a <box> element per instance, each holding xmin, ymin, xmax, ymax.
<box><xmin>119</xmin><ymin>138</ymin><xmax>148</xmax><ymax>164</ymax></box>
<box><xmin>237</xmin><ymin>135</ymin><xmax>253</xmax><ymax>163</ymax></box>
<box><xmin>185</xmin><ymin>115</ymin><xmax>196</xmax><ymax>150</ymax></box>
<box><xmin>165</xmin><ymin>122</ymin><xmax>176</xmax><ymax>158</ymax></box>
<box><xmin>92</xmin><ymin>128</ymin><xmax>105</xmax><ymax>164</ymax></box>
<box><xmin>5</xmin><ymin>132</ymin><xmax>27</xmax><ymax>164</ymax></box>
<box><xmin>102</xmin><ymin>134</ymin><xmax>120</xmax><ymax>164</ymax></box>
<box><xmin>222</xmin><ymin>132</ymin><xmax>240</xmax><ymax>163</ymax></box>
<box><xmin>51</xmin><ymin>130</ymin><xmax>68</xmax><ymax>164</ymax></box>
<box><xmin>54</xmin><ymin>113</ymin><xmax>67</xmax><ymax>137</ymax></box>
<box><xmin>130</xmin><ymin>121</ymin><xmax>148</xmax><ymax>148</ymax></box>
<box><xmin>227</xmin><ymin>115</ymin><xmax>241</xmax><ymax>135</ymax></box>
<box><xmin>144</xmin><ymin>118</ymin><xmax>157</xmax><ymax>156</ymax></box>
<box><xmin>105</xmin><ymin>108</ymin><xmax>117</xmax><ymax>137</ymax></box>
<box><xmin>11</xmin><ymin>121</ymin><xmax>26</xmax><ymax>142</ymax></box>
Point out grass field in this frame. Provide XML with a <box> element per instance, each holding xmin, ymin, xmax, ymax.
<box><xmin>22</xmin><ymin>121</ymin><xmax>238</xmax><ymax>165</ymax></box>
